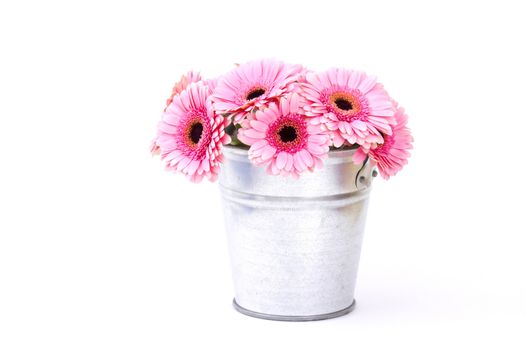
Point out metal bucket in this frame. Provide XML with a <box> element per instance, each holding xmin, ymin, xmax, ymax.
<box><xmin>219</xmin><ymin>146</ymin><xmax>374</xmax><ymax>321</ymax></box>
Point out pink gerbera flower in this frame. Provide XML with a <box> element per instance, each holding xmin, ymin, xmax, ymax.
<box><xmin>300</xmin><ymin>68</ymin><xmax>395</xmax><ymax>148</ymax></box>
<box><xmin>151</xmin><ymin>72</ymin><xmax>214</xmax><ymax>155</ymax></box>
<box><xmin>353</xmin><ymin>103</ymin><xmax>413</xmax><ymax>179</ymax></box>
<box><xmin>238</xmin><ymin>94</ymin><xmax>330</xmax><ymax>178</ymax></box>
<box><xmin>211</xmin><ymin>59</ymin><xmax>304</xmax><ymax>124</ymax></box>
<box><xmin>155</xmin><ymin>81</ymin><xmax>231</xmax><ymax>183</ymax></box>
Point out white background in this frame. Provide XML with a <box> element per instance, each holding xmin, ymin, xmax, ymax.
<box><xmin>1</xmin><ymin>0</ymin><xmax>524</xmax><ymax>349</ymax></box>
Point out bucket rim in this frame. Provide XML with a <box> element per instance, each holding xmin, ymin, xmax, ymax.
<box><xmin>222</xmin><ymin>144</ymin><xmax>358</xmax><ymax>163</ymax></box>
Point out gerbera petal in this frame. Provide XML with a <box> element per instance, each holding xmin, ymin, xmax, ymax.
<box><xmin>352</xmin><ymin>148</ymin><xmax>368</xmax><ymax>164</ymax></box>
<box><xmin>332</xmin><ymin>133</ymin><xmax>346</xmax><ymax>148</ymax></box>
<box><xmin>357</xmin><ymin>74</ymin><xmax>377</xmax><ymax>94</ymax></box>
<box><xmin>284</xmin><ymin>153</ymin><xmax>294</xmax><ymax>171</ymax></box>
<box><xmin>243</xmin><ymin>128</ymin><xmax>266</xmax><ymax>139</ymax></box>
<box><xmin>250</xmin><ymin>120</ymin><xmax>268</xmax><ymax>132</ymax></box>
<box><xmin>276</xmin><ymin>152</ymin><xmax>287</xmax><ymax>170</ymax></box>
<box><xmin>293</xmin><ymin>152</ymin><xmax>306</xmax><ymax>171</ymax></box>
<box><xmin>261</xmin><ymin>145</ymin><xmax>276</xmax><ymax>160</ymax></box>
<box><xmin>308</xmin><ymin>142</ymin><xmax>328</xmax><ymax>155</ymax></box>
<box><xmin>251</xmin><ymin>139</ymin><xmax>269</xmax><ymax>151</ymax></box>
<box><xmin>299</xmin><ymin>149</ymin><xmax>314</xmax><ymax>168</ymax></box>
<box><xmin>165</xmin><ymin>71</ymin><xmax>202</xmax><ymax>109</ymax></box>
<box><xmin>352</xmin><ymin>120</ymin><xmax>367</xmax><ymax>131</ymax></box>
<box><xmin>185</xmin><ymin>160</ymin><xmax>200</xmax><ymax>175</ymax></box>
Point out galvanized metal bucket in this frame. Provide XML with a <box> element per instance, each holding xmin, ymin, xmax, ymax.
<box><xmin>219</xmin><ymin>146</ymin><xmax>374</xmax><ymax>321</ymax></box>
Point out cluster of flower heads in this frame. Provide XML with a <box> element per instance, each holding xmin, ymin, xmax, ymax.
<box><xmin>151</xmin><ymin>59</ymin><xmax>413</xmax><ymax>182</ymax></box>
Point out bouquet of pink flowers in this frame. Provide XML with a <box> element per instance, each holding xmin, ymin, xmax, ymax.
<box><xmin>151</xmin><ymin>59</ymin><xmax>413</xmax><ymax>182</ymax></box>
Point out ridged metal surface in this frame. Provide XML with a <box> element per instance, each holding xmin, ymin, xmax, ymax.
<box><xmin>219</xmin><ymin>146</ymin><xmax>373</xmax><ymax>320</ymax></box>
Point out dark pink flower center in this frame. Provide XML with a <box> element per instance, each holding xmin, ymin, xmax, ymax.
<box><xmin>334</xmin><ymin>97</ymin><xmax>353</xmax><ymax>111</ymax></box>
<box><xmin>278</xmin><ymin>125</ymin><xmax>298</xmax><ymax>143</ymax></box>
<box><xmin>267</xmin><ymin>115</ymin><xmax>308</xmax><ymax>154</ymax></box>
<box><xmin>180</xmin><ymin>112</ymin><xmax>211</xmax><ymax>159</ymax></box>
<box><xmin>189</xmin><ymin>122</ymin><xmax>203</xmax><ymax>144</ymax></box>
<box><xmin>321</xmin><ymin>89</ymin><xmax>370</xmax><ymax>122</ymax></box>
<box><xmin>246</xmin><ymin>87</ymin><xmax>266</xmax><ymax>101</ymax></box>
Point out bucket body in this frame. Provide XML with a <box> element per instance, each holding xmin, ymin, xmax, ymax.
<box><xmin>219</xmin><ymin>146</ymin><xmax>374</xmax><ymax>321</ymax></box>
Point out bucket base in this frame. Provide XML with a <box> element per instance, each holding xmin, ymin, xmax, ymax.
<box><xmin>232</xmin><ymin>299</ymin><xmax>356</xmax><ymax>322</ymax></box>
